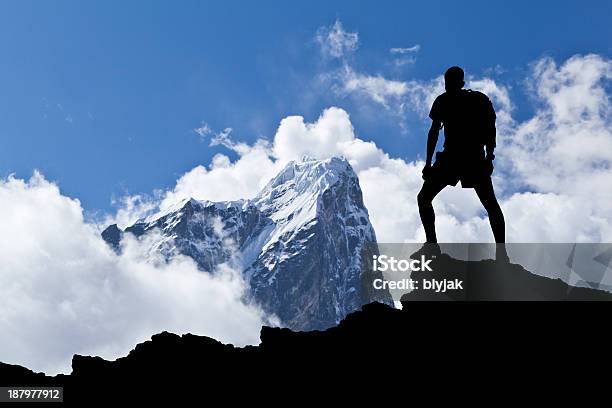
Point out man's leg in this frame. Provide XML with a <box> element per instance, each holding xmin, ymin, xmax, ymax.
<box><xmin>417</xmin><ymin>178</ymin><xmax>447</xmax><ymax>243</ymax></box>
<box><xmin>474</xmin><ymin>178</ymin><xmax>505</xmax><ymax>243</ymax></box>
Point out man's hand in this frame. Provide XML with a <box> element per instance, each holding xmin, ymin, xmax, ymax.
<box><xmin>422</xmin><ymin>163</ymin><xmax>433</xmax><ymax>180</ymax></box>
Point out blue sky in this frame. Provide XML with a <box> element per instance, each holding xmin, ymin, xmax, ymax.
<box><xmin>1</xmin><ymin>0</ymin><xmax>611</xmax><ymax>213</ymax></box>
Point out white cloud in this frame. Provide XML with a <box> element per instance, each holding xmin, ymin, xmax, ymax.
<box><xmin>0</xmin><ymin>173</ymin><xmax>270</xmax><ymax>375</ymax></box>
<box><xmin>390</xmin><ymin>45</ymin><xmax>421</xmax><ymax>54</ymax></box>
<box><xmin>273</xmin><ymin>107</ymin><xmax>363</xmax><ymax>163</ymax></box>
<box><xmin>502</xmin><ymin>54</ymin><xmax>612</xmax><ymax>197</ymax></box>
<box><xmin>315</xmin><ymin>20</ymin><xmax>358</xmax><ymax>59</ymax></box>
<box><xmin>193</xmin><ymin>122</ymin><xmax>212</xmax><ymax>140</ymax></box>
<box><xmin>109</xmin><ymin>193</ymin><xmax>160</xmax><ymax>229</ymax></box>
<box><xmin>390</xmin><ymin>45</ymin><xmax>421</xmax><ymax>68</ymax></box>
<box><xmin>158</xmin><ymin>138</ymin><xmax>279</xmax><ymax>213</ymax></box>
<box><xmin>315</xmin><ymin>20</ymin><xmax>419</xmax><ymax>127</ymax></box>
<box><xmin>157</xmin><ymin>108</ymin><xmax>377</xmax><ymax>214</ymax></box>
<box><xmin>496</xmin><ymin>54</ymin><xmax>612</xmax><ymax>241</ymax></box>
<box><xmin>209</xmin><ymin>127</ymin><xmax>234</xmax><ymax>148</ymax></box>
<box><xmin>339</xmin><ymin>67</ymin><xmax>410</xmax><ymax>109</ymax></box>
<box><xmin>393</xmin><ymin>56</ymin><xmax>417</xmax><ymax>68</ymax></box>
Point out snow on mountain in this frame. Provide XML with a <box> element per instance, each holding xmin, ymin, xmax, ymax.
<box><xmin>103</xmin><ymin>156</ymin><xmax>392</xmax><ymax>330</ymax></box>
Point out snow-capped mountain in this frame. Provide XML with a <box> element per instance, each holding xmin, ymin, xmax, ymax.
<box><xmin>102</xmin><ymin>156</ymin><xmax>392</xmax><ymax>330</ymax></box>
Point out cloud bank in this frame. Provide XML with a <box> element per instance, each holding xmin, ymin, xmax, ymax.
<box><xmin>0</xmin><ymin>173</ymin><xmax>270</xmax><ymax>375</ymax></box>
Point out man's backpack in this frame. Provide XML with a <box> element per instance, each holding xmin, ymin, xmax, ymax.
<box><xmin>465</xmin><ymin>89</ymin><xmax>497</xmax><ymax>151</ymax></box>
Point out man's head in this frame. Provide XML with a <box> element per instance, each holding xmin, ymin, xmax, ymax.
<box><xmin>444</xmin><ymin>66</ymin><xmax>465</xmax><ymax>91</ymax></box>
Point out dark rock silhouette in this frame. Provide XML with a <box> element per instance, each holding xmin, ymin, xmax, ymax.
<box><xmin>2</xmin><ymin>253</ymin><xmax>610</xmax><ymax>402</ymax></box>
<box><xmin>401</xmin><ymin>253</ymin><xmax>612</xmax><ymax>301</ymax></box>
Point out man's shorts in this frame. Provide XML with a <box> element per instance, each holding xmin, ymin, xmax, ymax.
<box><xmin>429</xmin><ymin>151</ymin><xmax>491</xmax><ymax>188</ymax></box>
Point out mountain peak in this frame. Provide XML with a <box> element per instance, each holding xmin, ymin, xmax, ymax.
<box><xmin>255</xmin><ymin>156</ymin><xmax>353</xmax><ymax>203</ymax></box>
<box><xmin>253</xmin><ymin>156</ymin><xmax>356</xmax><ymax>231</ymax></box>
<box><xmin>102</xmin><ymin>155</ymin><xmax>390</xmax><ymax>330</ymax></box>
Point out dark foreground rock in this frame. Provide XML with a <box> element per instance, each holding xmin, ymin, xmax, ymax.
<box><xmin>2</xmin><ymin>254</ymin><xmax>611</xmax><ymax>402</ymax></box>
<box><xmin>401</xmin><ymin>252</ymin><xmax>612</xmax><ymax>301</ymax></box>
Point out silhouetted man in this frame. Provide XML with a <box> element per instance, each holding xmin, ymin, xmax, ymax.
<box><xmin>418</xmin><ymin>66</ymin><xmax>505</xmax><ymax>245</ymax></box>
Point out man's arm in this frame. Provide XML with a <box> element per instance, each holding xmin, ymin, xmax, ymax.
<box><xmin>483</xmin><ymin>120</ymin><xmax>496</xmax><ymax>176</ymax></box>
<box><xmin>484</xmin><ymin>96</ymin><xmax>496</xmax><ymax>160</ymax></box>
<box><xmin>485</xmin><ymin>123</ymin><xmax>496</xmax><ymax>160</ymax></box>
<box><xmin>425</xmin><ymin>119</ymin><xmax>442</xmax><ymax>166</ymax></box>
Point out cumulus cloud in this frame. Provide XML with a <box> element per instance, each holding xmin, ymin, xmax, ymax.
<box><xmin>497</xmin><ymin>54</ymin><xmax>612</xmax><ymax>241</ymax></box>
<box><xmin>158</xmin><ymin>138</ymin><xmax>279</xmax><ymax>213</ymax></box>
<box><xmin>503</xmin><ymin>55</ymin><xmax>612</xmax><ymax>194</ymax></box>
<box><xmin>0</xmin><ymin>173</ymin><xmax>270</xmax><ymax>375</ymax></box>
